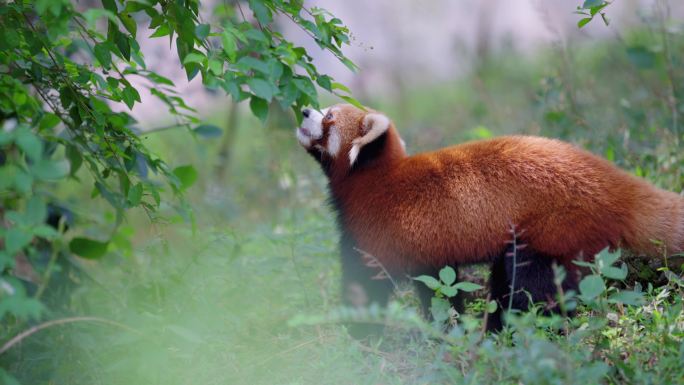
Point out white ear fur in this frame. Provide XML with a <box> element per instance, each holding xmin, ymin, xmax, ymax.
<box><xmin>349</xmin><ymin>113</ymin><xmax>390</xmax><ymax>166</ymax></box>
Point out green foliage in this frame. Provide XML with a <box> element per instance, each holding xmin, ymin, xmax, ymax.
<box><xmin>414</xmin><ymin>266</ymin><xmax>486</xmax><ymax>325</ymax></box>
<box><xmin>576</xmin><ymin>1</ymin><xmax>611</xmax><ymax>28</ymax></box>
<box><xmin>0</xmin><ymin>0</ymin><xmax>359</xmax><ymax>326</ymax></box>
<box><xmin>292</xmin><ymin>246</ymin><xmax>683</xmax><ymax>384</ymax></box>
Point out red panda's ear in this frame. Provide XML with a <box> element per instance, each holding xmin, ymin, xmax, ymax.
<box><xmin>349</xmin><ymin>113</ymin><xmax>390</xmax><ymax>166</ymax></box>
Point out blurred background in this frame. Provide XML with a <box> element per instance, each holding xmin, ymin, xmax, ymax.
<box><xmin>5</xmin><ymin>1</ymin><xmax>684</xmax><ymax>384</ymax></box>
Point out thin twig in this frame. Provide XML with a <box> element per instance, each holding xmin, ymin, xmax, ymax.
<box><xmin>507</xmin><ymin>223</ymin><xmax>519</xmax><ymax>313</ymax></box>
<box><xmin>479</xmin><ymin>292</ymin><xmax>492</xmax><ymax>338</ymax></box>
<box><xmin>353</xmin><ymin>247</ymin><xmax>400</xmax><ymax>292</ymax></box>
<box><xmin>0</xmin><ymin>316</ymin><xmax>142</xmax><ymax>355</ymax></box>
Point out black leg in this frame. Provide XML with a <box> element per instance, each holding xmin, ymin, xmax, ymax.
<box><xmin>339</xmin><ymin>232</ymin><xmax>396</xmax><ymax>339</ymax></box>
<box><xmin>487</xmin><ymin>245</ymin><xmax>577</xmax><ymax>332</ymax></box>
<box><xmin>411</xmin><ymin>264</ymin><xmax>463</xmax><ymax>320</ymax></box>
<box><xmin>487</xmin><ymin>255</ymin><xmax>508</xmax><ymax>332</ymax></box>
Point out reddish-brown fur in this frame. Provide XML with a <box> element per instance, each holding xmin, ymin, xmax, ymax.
<box><xmin>314</xmin><ymin>105</ymin><xmax>684</xmax><ymax>273</ymax></box>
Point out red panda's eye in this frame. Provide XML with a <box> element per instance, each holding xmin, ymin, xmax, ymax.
<box><xmin>325</xmin><ymin>112</ymin><xmax>333</xmax><ymax>120</ymax></box>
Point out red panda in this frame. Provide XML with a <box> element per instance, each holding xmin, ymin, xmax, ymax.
<box><xmin>296</xmin><ymin>103</ymin><xmax>684</xmax><ymax>336</ymax></box>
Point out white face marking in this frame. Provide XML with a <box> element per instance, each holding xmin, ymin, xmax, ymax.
<box><xmin>295</xmin><ymin>128</ymin><xmax>312</xmax><ymax>147</ymax></box>
<box><xmin>327</xmin><ymin>126</ymin><xmax>341</xmax><ymax>157</ymax></box>
<box><xmin>296</xmin><ymin>107</ymin><xmax>328</xmax><ymax>149</ymax></box>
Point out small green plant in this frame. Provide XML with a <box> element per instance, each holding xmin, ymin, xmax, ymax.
<box><xmin>413</xmin><ymin>266</ymin><xmax>489</xmax><ymax>327</ymax></box>
<box><xmin>575</xmin><ymin>248</ymin><xmax>646</xmax><ymax>309</ymax></box>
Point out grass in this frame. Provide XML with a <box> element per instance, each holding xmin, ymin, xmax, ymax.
<box><xmin>2</xmin><ymin>24</ymin><xmax>684</xmax><ymax>385</ymax></box>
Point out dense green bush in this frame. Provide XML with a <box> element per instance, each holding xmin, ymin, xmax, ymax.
<box><xmin>0</xmin><ymin>0</ymin><xmax>358</xmax><ymax>326</ymax></box>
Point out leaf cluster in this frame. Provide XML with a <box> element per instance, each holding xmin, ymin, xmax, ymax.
<box><xmin>0</xmin><ymin>0</ymin><xmax>358</xmax><ymax>323</ymax></box>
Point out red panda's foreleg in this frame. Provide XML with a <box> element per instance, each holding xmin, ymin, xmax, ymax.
<box><xmin>339</xmin><ymin>231</ymin><xmax>397</xmax><ymax>339</ymax></box>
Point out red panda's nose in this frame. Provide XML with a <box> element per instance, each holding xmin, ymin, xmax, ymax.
<box><xmin>302</xmin><ymin>108</ymin><xmax>311</xmax><ymax>118</ymax></box>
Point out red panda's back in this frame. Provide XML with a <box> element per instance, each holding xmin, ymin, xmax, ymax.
<box><xmin>391</xmin><ymin>136</ymin><xmax>651</xmax><ymax>265</ymax></box>
<box><xmin>437</xmin><ymin>136</ymin><xmax>684</xmax><ymax>259</ymax></box>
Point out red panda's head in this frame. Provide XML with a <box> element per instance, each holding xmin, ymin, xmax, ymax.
<box><xmin>296</xmin><ymin>104</ymin><xmax>406</xmax><ymax>178</ymax></box>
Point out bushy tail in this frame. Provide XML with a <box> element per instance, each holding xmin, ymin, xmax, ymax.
<box><xmin>624</xmin><ymin>188</ymin><xmax>684</xmax><ymax>257</ymax></box>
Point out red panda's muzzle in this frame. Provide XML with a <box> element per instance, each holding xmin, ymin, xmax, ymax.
<box><xmin>296</xmin><ymin>107</ymin><xmax>328</xmax><ymax>149</ymax></box>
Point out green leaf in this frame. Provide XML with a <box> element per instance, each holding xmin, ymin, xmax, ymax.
<box><xmin>83</xmin><ymin>8</ymin><xmax>119</xmax><ymax>27</ymax></box>
<box><xmin>267</xmin><ymin>59</ymin><xmax>284</xmax><ymax>82</ymax></box>
<box><xmin>150</xmin><ymin>24</ymin><xmax>171</xmax><ymax>38</ymax></box>
<box><xmin>146</xmin><ymin>72</ymin><xmax>175</xmax><ymax>86</ymax></box>
<box><xmin>127</xmin><ymin>183</ymin><xmax>143</xmax><ymax>206</ymax></box>
<box><xmin>332</xmin><ymin>82</ymin><xmax>352</xmax><ymax>94</ymax></box>
<box><xmin>413</xmin><ymin>275</ymin><xmax>441</xmax><ymax>291</ymax></box>
<box><xmin>608</xmin><ymin>290</ymin><xmax>645</xmax><ymax>306</ymax></box>
<box><xmin>247</xmin><ymin>78</ymin><xmax>276</xmax><ymax>102</ymax></box>
<box><xmin>244</xmin><ymin>29</ymin><xmax>268</xmax><ymax>43</ymax></box>
<box><xmin>601</xmin><ymin>264</ymin><xmax>628</xmax><ymax>281</ymax></box>
<box><xmin>280</xmin><ymin>82</ymin><xmax>299</xmax><ymax>110</ymax></box>
<box><xmin>25</xmin><ymin>196</ymin><xmax>47</xmax><ymax>225</ymax></box>
<box><xmin>221</xmin><ymin>30</ymin><xmax>237</xmax><ymax>61</ymax></box>
<box><xmin>208</xmin><ymin>59</ymin><xmax>223</xmax><ymax>75</ymax></box>
<box><xmin>65</xmin><ymin>145</ymin><xmax>83</xmax><ymax>176</ymax></box>
<box><xmin>486</xmin><ymin>300</ymin><xmax>498</xmax><ymax>314</ymax></box>
<box><xmin>120</xmin><ymin>13</ymin><xmax>137</xmax><ymax>38</ymax></box>
<box><xmin>31</xmin><ymin>159</ymin><xmax>69</xmax><ymax>180</ymax></box>
<box><xmin>579</xmin><ymin>274</ymin><xmax>606</xmax><ymax>300</ymax></box>
<box><xmin>577</xmin><ymin>17</ymin><xmax>592</xmax><ymax>28</ymax></box>
<box><xmin>582</xmin><ymin>0</ymin><xmax>604</xmax><ymax>8</ymax></box>
<box><xmin>33</xmin><ymin>225</ymin><xmax>59</xmax><ymax>240</ymax></box>
<box><xmin>430</xmin><ymin>297</ymin><xmax>451</xmax><ymax>324</ymax></box>
<box><xmin>4</xmin><ymin>228</ymin><xmax>33</xmax><ymax>254</ymax></box>
<box><xmin>15</xmin><ymin>130</ymin><xmax>43</xmax><ymax>161</ymax></box>
<box><xmin>39</xmin><ymin>113</ymin><xmax>61</xmax><ymax>131</ymax></box>
<box><xmin>236</xmin><ymin>57</ymin><xmax>270</xmax><ymax>74</ymax></box>
<box><xmin>338</xmin><ymin>95</ymin><xmax>365</xmax><ymax>110</ymax></box>
<box><xmin>114</xmin><ymin>31</ymin><xmax>131</xmax><ymax>60</ymax></box>
<box><xmin>13</xmin><ymin>171</ymin><xmax>33</xmax><ymax>193</ymax></box>
<box><xmin>195</xmin><ymin>24</ymin><xmax>210</xmax><ymax>40</ymax></box>
<box><xmin>453</xmin><ymin>281</ymin><xmax>483</xmax><ymax>292</ymax></box>
<box><xmin>183</xmin><ymin>52</ymin><xmax>207</xmax><ymax>66</ymax></box>
<box><xmin>0</xmin><ymin>130</ymin><xmax>13</xmax><ymax>145</ymax></box>
<box><xmin>194</xmin><ymin>124</ymin><xmax>223</xmax><ymax>138</ymax></box>
<box><xmin>340</xmin><ymin>57</ymin><xmax>358</xmax><ymax>72</ymax></box>
<box><xmin>101</xmin><ymin>0</ymin><xmax>117</xmax><ymax>13</ymax></box>
<box><xmin>249</xmin><ymin>96</ymin><xmax>269</xmax><ymax>123</ymax></box>
<box><xmin>248</xmin><ymin>0</ymin><xmax>273</xmax><ymax>25</ymax></box>
<box><xmin>36</xmin><ymin>0</ymin><xmax>63</xmax><ymax>15</ymax></box>
<box><xmin>70</xmin><ymin>237</ymin><xmax>109</xmax><ymax>259</ymax></box>
<box><xmin>172</xmin><ymin>165</ymin><xmax>198</xmax><ymax>191</ymax></box>
<box><xmin>293</xmin><ymin>77</ymin><xmax>317</xmax><ymax>100</ymax></box>
<box><xmin>316</xmin><ymin>75</ymin><xmax>332</xmax><ymax>91</ymax></box>
<box><xmin>94</xmin><ymin>43</ymin><xmax>112</xmax><ymax>69</ymax></box>
<box><xmin>438</xmin><ymin>266</ymin><xmax>456</xmax><ymax>285</ymax></box>
<box><xmin>122</xmin><ymin>86</ymin><xmax>141</xmax><ymax>109</ymax></box>
<box><xmin>440</xmin><ymin>286</ymin><xmax>457</xmax><ymax>298</ymax></box>
<box><xmin>596</xmin><ymin>247</ymin><xmax>621</xmax><ymax>267</ymax></box>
